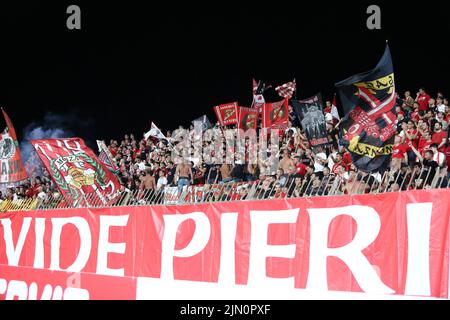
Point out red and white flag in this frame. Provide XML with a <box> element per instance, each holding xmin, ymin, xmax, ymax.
<box><xmin>0</xmin><ymin>108</ymin><xmax>28</xmax><ymax>183</ymax></box>
<box><xmin>251</xmin><ymin>79</ymin><xmax>270</xmax><ymax>111</ymax></box>
<box><xmin>331</xmin><ymin>94</ymin><xmax>341</xmax><ymax>121</ymax></box>
<box><xmin>31</xmin><ymin>138</ymin><xmax>121</xmax><ymax>206</ymax></box>
<box><xmin>275</xmin><ymin>79</ymin><xmax>296</xmax><ymax>99</ymax></box>
<box><xmin>144</xmin><ymin>122</ymin><xmax>168</xmax><ymax>141</ymax></box>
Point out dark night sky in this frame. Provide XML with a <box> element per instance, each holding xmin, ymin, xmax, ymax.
<box><xmin>1</xmin><ymin>1</ymin><xmax>449</xmax><ymax>147</ymax></box>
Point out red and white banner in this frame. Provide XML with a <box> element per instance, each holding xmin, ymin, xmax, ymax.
<box><xmin>0</xmin><ymin>109</ymin><xmax>28</xmax><ymax>183</ymax></box>
<box><xmin>31</xmin><ymin>138</ymin><xmax>121</xmax><ymax>206</ymax></box>
<box><xmin>0</xmin><ymin>189</ymin><xmax>449</xmax><ymax>300</ymax></box>
<box><xmin>262</xmin><ymin>99</ymin><xmax>289</xmax><ymax>129</ymax></box>
<box><xmin>214</xmin><ymin>102</ymin><xmax>238</xmax><ymax>126</ymax></box>
<box><xmin>238</xmin><ymin>107</ymin><xmax>259</xmax><ymax>131</ymax></box>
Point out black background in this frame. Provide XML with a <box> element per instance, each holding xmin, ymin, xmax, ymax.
<box><xmin>1</xmin><ymin>1</ymin><xmax>449</xmax><ymax>147</ymax></box>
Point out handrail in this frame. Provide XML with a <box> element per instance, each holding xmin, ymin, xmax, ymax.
<box><xmin>1</xmin><ymin>165</ymin><xmax>449</xmax><ymax>212</ymax></box>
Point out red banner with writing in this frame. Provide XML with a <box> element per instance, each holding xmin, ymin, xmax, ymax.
<box><xmin>214</xmin><ymin>102</ymin><xmax>238</xmax><ymax>126</ymax></box>
<box><xmin>0</xmin><ymin>189</ymin><xmax>449</xmax><ymax>299</ymax></box>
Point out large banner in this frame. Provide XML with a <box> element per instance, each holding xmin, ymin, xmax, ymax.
<box><xmin>31</xmin><ymin>138</ymin><xmax>121</xmax><ymax>206</ymax></box>
<box><xmin>0</xmin><ymin>109</ymin><xmax>28</xmax><ymax>183</ymax></box>
<box><xmin>292</xmin><ymin>94</ymin><xmax>329</xmax><ymax>147</ymax></box>
<box><xmin>0</xmin><ymin>189</ymin><xmax>449</xmax><ymax>300</ymax></box>
<box><xmin>214</xmin><ymin>102</ymin><xmax>238</xmax><ymax>126</ymax></box>
<box><xmin>262</xmin><ymin>99</ymin><xmax>289</xmax><ymax>129</ymax></box>
<box><xmin>335</xmin><ymin>45</ymin><xmax>397</xmax><ymax>172</ymax></box>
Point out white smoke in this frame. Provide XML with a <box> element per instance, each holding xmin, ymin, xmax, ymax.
<box><xmin>20</xmin><ymin>113</ymin><xmax>75</xmax><ymax>177</ymax></box>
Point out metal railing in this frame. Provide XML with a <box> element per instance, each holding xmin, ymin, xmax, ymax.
<box><xmin>1</xmin><ymin>165</ymin><xmax>449</xmax><ymax>212</ymax></box>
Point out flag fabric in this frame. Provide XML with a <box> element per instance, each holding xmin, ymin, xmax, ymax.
<box><xmin>330</xmin><ymin>94</ymin><xmax>341</xmax><ymax>121</ymax></box>
<box><xmin>31</xmin><ymin>138</ymin><xmax>121</xmax><ymax>205</ymax></box>
<box><xmin>237</xmin><ymin>107</ymin><xmax>259</xmax><ymax>131</ymax></box>
<box><xmin>292</xmin><ymin>94</ymin><xmax>329</xmax><ymax>147</ymax></box>
<box><xmin>262</xmin><ymin>99</ymin><xmax>289</xmax><ymax>130</ymax></box>
<box><xmin>213</xmin><ymin>102</ymin><xmax>238</xmax><ymax>126</ymax></box>
<box><xmin>192</xmin><ymin>115</ymin><xmax>213</xmax><ymax>132</ymax></box>
<box><xmin>97</xmin><ymin>140</ymin><xmax>120</xmax><ymax>174</ymax></box>
<box><xmin>251</xmin><ymin>79</ymin><xmax>271</xmax><ymax>110</ymax></box>
<box><xmin>275</xmin><ymin>80</ymin><xmax>296</xmax><ymax>99</ymax></box>
<box><xmin>0</xmin><ymin>109</ymin><xmax>28</xmax><ymax>183</ymax></box>
<box><xmin>335</xmin><ymin>45</ymin><xmax>397</xmax><ymax>172</ymax></box>
<box><xmin>144</xmin><ymin>122</ymin><xmax>168</xmax><ymax>141</ymax></box>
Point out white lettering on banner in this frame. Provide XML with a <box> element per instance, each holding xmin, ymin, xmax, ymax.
<box><xmin>161</xmin><ymin>212</ymin><xmax>211</xmax><ymax>280</ymax></box>
<box><xmin>405</xmin><ymin>203</ymin><xmax>432</xmax><ymax>296</ymax></box>
<box><xmin>5</xmin><ymin>280</ymin><xmax>27</xmax><ymax>300</ymax></box>
<box><xmin>28</xmin><ymin>283</ymin><xmax>63</xmax><ymax>300</ymax></box>
<box><xmin>63</xmin><ymin>139</ymin><xmax>84</xmax><ymax>155</ymax></box>
<box><xmin>0</xmin><ymin>278</ymin><xmax>89</xmax><ymax>300</ymax></box>
<box><xmin>33</xmin><ymin>142</ymin><xmax>53</xmax><ymax>161</ymax></box>
<box><xmin>218</xmin><ymin>213</ymin><xmax>238</xmax><ymax>285</ymax></box>
<box><xmin>34</xmin><ymin>218</ymin><xmax>45</xmax><ymax>269</ymax></box>
<box><xmin>1</xmin><ymin>218</ymin><xmax>32</xmax><ymax>266</ymax></box>
<box><xmin>96</xmin><ymin>215</ymin><xmax>129</xmax><ymax>276</ymax></box>
<box><xmin>0</xmin><ymin>278</ymin><xmax>6</xmax><ymax>294</ymax></box>
<box><xmin>50</xmin><ymin>217</ymin><xmax>91</xmax><ymax>272</ymax></box>
<box><xmin>306</xmin><ymin>206</ymin><xmax>395</xmax><ymax>294</ymax></box>
<box><xmin>247</xmin><ymin>209</ymin><xmax>299</xmax><ymax>288</ymax></box>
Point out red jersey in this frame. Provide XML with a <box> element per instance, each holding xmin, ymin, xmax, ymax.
<box><xmin>296</xmin><ymin>163</ymin><xmax>307</xmax><ymax>176</ymax></box>
<box><xmin>432</xmin><ymin>131</ymin><xmax>447</xmax><ymax>151</ymax></box>
<box><xmin>418</xmin><ymin>139</ymin><xmax>432</xmax><ymax>156</ymax></box>
<box><xmin>410</xmin><ymin>110</ymin><xmax>420</xmax><ymax>122</ymax></box>
<box><xmin>417</xmin><ymin>93</ymin><xmax>431</xmax><ymax>111</ymax></box>
<box><xmin>405</xmin><ymin>129</ymin><xmax>418</xmax><ymax>149</ymax></box>
<box><xmin>445</xmin><ymin>145</ymin><xmax>450</xmax><ymax>170</ymax></box>
<box><xmin>392</xmin><ymin>144</ymin><xmax>407</xmax><ymax>159</ymax></box>
<box><xmin>342</xmin><ymin>152</ymin><xmax>352</xmax><ymax>166</ymax></box>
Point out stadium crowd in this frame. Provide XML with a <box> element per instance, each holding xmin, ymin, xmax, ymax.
<box><xmin>2</xmin><ymin>88</ymin><xmax>450</xmax><ymax>207</ymax></box>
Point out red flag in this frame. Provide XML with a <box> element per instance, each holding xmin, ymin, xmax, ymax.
<box><xmin>0</xmin><ymin>108</ymin><xmax>28</xmax><ymax>183</ymax></box>
<box><xmin>213</xmin><ymin>102</ymin><xmax>238</xmax><ymax>126</ymax></box>
<box><xmin>237</xmin><ymin>107</ymin><xmax>259</xmax><ymax>131</ymax></box>
<box><xmin>31</xmin><ymin>138</ymin><xmax>121</xmax><ymax>206</ymax></box>
<box><xmin>262</xmin><ymin>99</ymin><xmax>289</xmax><ymax>129</ymax></box>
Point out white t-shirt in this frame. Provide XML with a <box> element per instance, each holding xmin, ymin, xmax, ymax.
<box><xmin>433</xmin><ymin>152</ymin><xmax>445</xmax><ymax>167</ymax></box>
<box><xmin>314</xmin><ymin>152</ymin><xmax>327</xmax><ymax>172</ymax></box>
<box><xmin>328</xmin><ymin>152</ymin><xmax>337</xmax><ymax>170</ymax></box>
<box><xmin>437</xmin><ymin>104</ymin><xmax>446</xmax><ymax>113</ymax></box>
<box><xmin>37</xmin><ymin>192</ymin><xmax>47</xmax><ymax>201</ymax></box>
<box><xmin>157</xmin><ymin>176</ymin><xmax>168</xmax><ymax>190</ymax></box>
<box><xmin>138</xmin><ymin>162</ymin><xmax>147</xmax><ymax>171</ymax></box>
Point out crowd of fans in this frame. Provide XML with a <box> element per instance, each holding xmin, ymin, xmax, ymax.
<box><xmin>2</xmin><ymin>87</ymin><xmax>450</xmax><ymax>207</ymax></box>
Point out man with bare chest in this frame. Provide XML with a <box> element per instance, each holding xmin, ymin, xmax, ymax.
<box><xmin>175</xmin><ymin>160</ymin><xmax>193</xmax><ymax>193</ymax></box>
<box><xmin>279</xmin><ymin>149</ymin><xmax>294</xmax><ymax>173</ymax></box>
<box><xmin>140</xmin><ymin>168</ymin><xmax>156</xmax><ymax>190</ymax></box>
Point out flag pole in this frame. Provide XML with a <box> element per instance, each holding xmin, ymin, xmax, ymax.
<box><xmin>294</xmin><ymin>78</ymin><xmax>297</xmax><ymax>100</ymax></box>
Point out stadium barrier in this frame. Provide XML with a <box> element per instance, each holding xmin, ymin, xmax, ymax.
<box><xmin>1</xmin><ymin>165</ymin><xmax>449</xmax><ymax>212</ymax></box>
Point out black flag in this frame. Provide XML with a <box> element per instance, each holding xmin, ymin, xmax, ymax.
<box><xmin>335</xmin><ymin>45</ymin><xmax>397</xmax><ymax>172</ymax></box>
<box><xmin>292</xmin><ymin>94</ymin><xmax>329</xmax><ymax>148</ymax></box>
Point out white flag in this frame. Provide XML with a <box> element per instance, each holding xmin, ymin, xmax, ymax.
<box><xmin>145</xmin><ymin>122</ymin><xmax>167</xmax><ymax>141</ymax></box>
